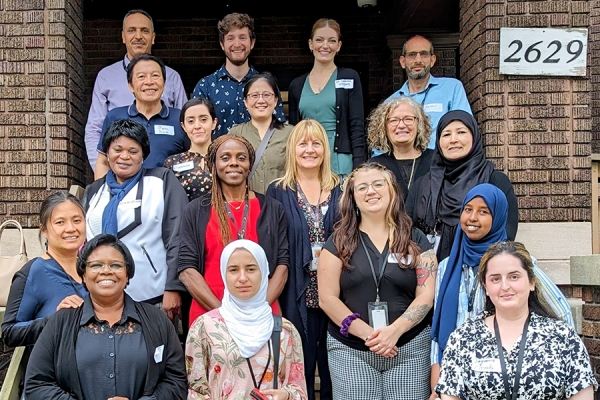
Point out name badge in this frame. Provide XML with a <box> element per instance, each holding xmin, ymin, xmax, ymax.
<box><xmin>118</xmin><ymin>199</ymin><xmax>141</xmax><ymax>210</ymax></box>
<box><xmin>368</xmin><ymin>302</ymin><xmax>389</xmax><ymax>329</ymax></box>
<box><xmin>173</xmin><ymin>160</ymin><xmax>194</xmax><ymax>172</ymax></box>
<box><xmin>154</xmin><ymin>345</ymin><xmax>164</xmax><ymax>363</ymax></box>
<box><xmin>310</xmin><ymin>243</ymin><xmax>324</xmax><ymax>271</ymax></box>
<box><xmin>472</xmin><ymin>357</ymin><xmax>501</xmax><ymax>373</ymax></box>
<box><xmin>388</xmin><ymin>253</ymin><xmax>413</xmax><ymax>266</ymax></box>
<box><xmin>335</xmin><ymin>79</ymin><xmax>354</xmax><ymax>89</ymax></box>
<box><xmin>155</xmin><ymin>125</ymin><xmax>175</xmax><ymax>136</ymax></box>
<box><xmin>424</xmin><ymin>103</ymin><xmax>444</xmax><ymax>113</ymax></box>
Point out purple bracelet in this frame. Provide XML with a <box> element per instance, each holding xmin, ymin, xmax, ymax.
<box><xmin>340</xmin><ymin>313</ymin><xmax>360</xmax><ymax>337</ymax></box>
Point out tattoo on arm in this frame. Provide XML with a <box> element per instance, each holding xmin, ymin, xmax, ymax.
<box><xmin>415</xmin><ymin>249</ymin><xmax>438</xmax><ymax>287</ymax></box>
<box><xmin>400</xmin><ymin>304</ymin><xmax>431</xmax><ymax>324</ymax></box>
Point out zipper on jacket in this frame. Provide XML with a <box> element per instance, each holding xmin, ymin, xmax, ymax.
<box><xmin>140</xmin><ymin>245</ymin><xmax>157</xmax><ymax>273</ymax></box>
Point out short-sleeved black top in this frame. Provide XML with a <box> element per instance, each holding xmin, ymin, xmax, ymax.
<box><xmin>324</xmin><ymin>228</ymin><xmax>433</xmax><ymax>351</ymax></box>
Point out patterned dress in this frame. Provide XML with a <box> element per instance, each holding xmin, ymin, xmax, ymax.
<box><xmin>163</xmin><ymin>151</ymin><xmax>212</xmax><ymax>201</ymax></box>
<box><xmin>186</xmin><ymin>309</ymin><xmax>308</xmax><ymax>400</ymax></box>
<box><xmin>437</xmin><ymin>312</ymin><xmax>598</xmax><ymax>399</ymax></box>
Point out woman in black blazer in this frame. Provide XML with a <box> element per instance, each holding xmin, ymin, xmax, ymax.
<box><xmin>288</xmin><ymin>18</ymin><xmax>365</xmax><ymax>177</ymax></box>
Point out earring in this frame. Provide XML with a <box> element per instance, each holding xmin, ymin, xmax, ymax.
<box><xmin>356</xmin><ymin>207</ymin><xmax>360</xmax><ymax>216</ymax></box>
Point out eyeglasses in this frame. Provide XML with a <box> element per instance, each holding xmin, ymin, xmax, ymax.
<box><xmin>404</xmin><ymin>51</ymin><xmax>432</xmax><ymax>60</ymax></box>
<box><xmin>246</xmin><ymin>92</ymin><xmax>275</xmax><ymax>101</ymax></box>
<box><xmin>387</xmin><ymin>116</ymin><xmax>418</xmax><ymax>128</ymax></box>
<box><xmin>86</xmin><ymin>261</ymin><xmax>126</xmax><ymax>272</ymax></box>
<box><xmin>354</xmin><ymin>179</ymin><xmax>387</xmax><ymax>194</ymax></box>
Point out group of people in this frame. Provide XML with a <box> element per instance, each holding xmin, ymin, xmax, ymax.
<box><xmin>1</xmin><ymin>7</ymin><xmax>597</xmax><ymax>400</ymax></box>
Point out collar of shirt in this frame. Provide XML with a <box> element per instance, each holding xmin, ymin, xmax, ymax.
<box><xmin>399</xmin><ymin>74</ymin><xmax>439</xmax><ymax>95</ymax></box>
<box><xmin>216</xmin><ymin>63</ymin><xmax>258</xmax><ymax>83</ymax></box>
<box><xmin>127</xmin><ymin>100</ymin><xmax>170</xmax><ymax>119</ymax></box>
<box><xmin>122</xmin><ymin>54</ymin><xmax>131</xmax><ymax>70</ymax></box>
<box><xmin>79</xmin><ymin>293</ymin><xmax>141</xmax><ymax>326</ymax></box>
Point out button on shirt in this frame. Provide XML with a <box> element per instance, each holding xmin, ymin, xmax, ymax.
<box><xmin>97</xmin><ymin>101</ymin><xmax>190</xmax><ymax>169</ymax></box>
<box><xmin>85</xmin><ymin>54</ymin><xmax>188</xmax><ymax>169</ymax></box>
<box><xmin>192</xmin><ymin>64</ymin><xmax>286</xmax><ymax>138</ymax></box>
<box><xmin>388</xmin><ymin>75</ymin><xmax>472</xmax><ymax>148</ymax></box>
<box><xmin>76</xmin><ymin>296</ymin><xmax>148</xmax><ymax>400</ymax></box>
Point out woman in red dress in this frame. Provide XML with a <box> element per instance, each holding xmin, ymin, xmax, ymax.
<box><xmin>178</xmin><ymin>134</ymin><xmax>289</xmax><ymax>325</ymax></box>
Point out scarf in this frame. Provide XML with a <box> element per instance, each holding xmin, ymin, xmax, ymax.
<box><xmin>219</xmin><ymin>239</ymin><xmax>274</xmax><ymax>358</ymax></box>
<box><xmin>431</xmin><ymin>183</ymin><xmax>508</xmax><ymax>362</ymax></box>
<box><xmin>416</xmin><ymin>110</ymin><xmax>496</xmax><ymax>233</ymax></box>
<box><xmin>101</xmin><ymin>168</ymin><xmax>144</xmax><ymax>236</ymax></box>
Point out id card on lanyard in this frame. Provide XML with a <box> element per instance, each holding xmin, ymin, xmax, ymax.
<box><xmin>360</xmin><ymin>235</ymin><xmax>390</xmax><ymax>330</ymax></box>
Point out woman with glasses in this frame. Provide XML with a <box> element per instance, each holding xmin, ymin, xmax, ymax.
<box><xmin>25</xmin><ymin>234</ymin><xmax>187</xmax><ymax>399</ymax></box>
<box><xmin>288</xmin><ymin>18</ymin><xmax>365</xmax><ymax>177</ymax></box>
<box><xmin>229</xmin><ymin>72</ymin><xmax>293</xmax><ymax>194</ymax></box>
<box><xmin>318</xmin><ymin>162</ymin><xmax>437</xmax><ymax>400</ymax></box>
<box><xmin>406</xmin><ymin>110</ymin><xmax>518</xmax><ymax>262</ymax></box>
<box><xmin>368</xmin><ymin>96</ymin><xmax>434</xmax><ymax>200</ymax></box>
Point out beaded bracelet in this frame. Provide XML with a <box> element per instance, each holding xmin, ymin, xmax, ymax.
<box><xmin>340</xmin><ymin>312</ymin><xmax>360</xmax><ymax>337</ymax></box>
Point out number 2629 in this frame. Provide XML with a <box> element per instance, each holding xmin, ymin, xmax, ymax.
<box><xmin>503</xmin><ymin>39</ymin><xmax>584</xmax><ymax>64</ymax></box>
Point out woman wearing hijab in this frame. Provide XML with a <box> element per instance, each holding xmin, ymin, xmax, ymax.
<box><xmin>406</xmin><ymin>110</ymin><xmax>518</xmax><ymax>262</ymax></box>
<box><xmin>186</xmin><ymin>240</ymin><xmax>308</xmax><ymax>400</ymax></box>
<box><xmin>429</xmin><ymin>183</ymin><xmax>573</xmax><ymax>399</ymax></box>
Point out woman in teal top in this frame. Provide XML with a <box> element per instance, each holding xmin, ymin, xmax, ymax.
<box><xmin>288</xmin><ymin>18</ymin><xmax>365</xmax><ymax>177</ymax></box>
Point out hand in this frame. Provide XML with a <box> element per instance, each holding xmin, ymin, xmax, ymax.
<box><xmin>429</xmin><ymin>392</ymin><xmax>440</xmax><ymax>400</ymax></box>
<box><xmin>162</xmin><ymin>291</ymin><xmax>182</xmax><ymax>321</ymax></box>
<box><xmin>261</xmin><ymin>389</ymin><xmax>291</xmax><ymax>400</ymax></box>
<box><xmin>107</xmin><ymin>397</ymin><xmax>129</xmax><ymax>400</ymax></box>
<box><xmin>56</xmin><ymin>295</ymin><xmax>84</xmax><ymax>311</ymax></box>
<box><xmin>365</xmin><ymin>324</ymin><xmax>401</xmax><ymax>358</ymax></box>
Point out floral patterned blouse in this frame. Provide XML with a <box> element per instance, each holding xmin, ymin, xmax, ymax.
<box><xmin>296</xmin><ymin>188</ymin><xmax>331</xmax><ymax>309</ymax></box>
<box><xmin>186</xmin><ymin>309</ymin><xmax>308</xmax><ymax>400</ymax></box>
<box><xmin>163</xmin><ymin>151</ymin><xmax>212</xmax><ymax>201</ymax></box>
<box><xmin>437</xmin><ymin>312</ymin><xmax>598</xmax><ymax>399</ymax></box>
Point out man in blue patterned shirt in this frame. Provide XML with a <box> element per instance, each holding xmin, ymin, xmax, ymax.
<box><xmin>191</xmin><ymin>13</ymin><xmax>285</xmax><ymax>138</ymax></box>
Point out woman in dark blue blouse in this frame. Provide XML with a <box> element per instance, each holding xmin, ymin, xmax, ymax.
<box><xmin>267</xmin><ymin>119</ymin><xmax>341</xmax><ymax>400</ymax></box>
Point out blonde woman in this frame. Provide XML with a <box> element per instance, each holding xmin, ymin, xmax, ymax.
<box><xmin>266</xmin><ymin>119</ymin><xmax>341</xmax><ymax>400</ymax></box>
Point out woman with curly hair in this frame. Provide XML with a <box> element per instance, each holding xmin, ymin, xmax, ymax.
<box><xmin>177</xmin><ymin>134</ymin><xmax>289</xmax><ymax>326</ymax></box>
<box><xmin>318</xmin><ymin>162</ymin><xmax>437</xmax><ymax>400</ymax></box>
<box><xmin>368</xmin><ymin>96</ymin><xmax>434</xmax><ymax>200</ymax></box>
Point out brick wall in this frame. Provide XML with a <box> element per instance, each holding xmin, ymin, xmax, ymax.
<box><xmin>459</xmin><ymin>0</ymin><xmax>591</xmax><ymax>223</ymax></box>
<box><xmin>84</xmin><ymin>14</ymin><xmax>391</xmax><ymax>117</ymax></box>
<box><xmin>591</xmin><ymin>1</ymin><xmax>600</xmax><ymax>153</ymax></box>
<box><xmin>0</xmin><ymin>0</ymin><xmax>86</xmax><ymax>227</ymax></box>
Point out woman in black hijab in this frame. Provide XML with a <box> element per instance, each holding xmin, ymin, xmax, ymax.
<box><xmin>406</xmin><ymin>110</ymin><xmax>518</xmax><ymax>262</ymax></box>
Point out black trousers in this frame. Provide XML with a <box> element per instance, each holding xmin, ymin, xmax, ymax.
<box><xmin>303</xmin><ymin>307</ymin><xmax>333</xmax><ymax>400</ymax></box>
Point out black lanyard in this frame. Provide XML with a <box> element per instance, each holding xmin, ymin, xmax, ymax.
<box><xmin>225</xmin><ymin>196</ymin><xmax>249</xmax><ymax>239</ymax></box>
<box><xmin>419</xmin><ymin>85</ymin><xmax>432</xmax><ymax>106</ymax></box>
<box><xmin>494</xmin><ymin>313</ymin><xmax>530</xmax><ymax>400</ymax></box>
<box><xmin>246</xmin><ymin>340</ymin><xmax>272</xmax><ymax>389</ymax></box>
<box><xmin>359</xmin><ymin>234</ymin><xmax>389</xmax><ymax>302</ymax></box>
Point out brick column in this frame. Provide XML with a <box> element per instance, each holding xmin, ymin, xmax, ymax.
<box><xmin>0</xmin><ymin>0</ymin><xmax>85</xmax><ymax>227</ymax></box>
<box><xmin>459</xmin><ymin>0</ymin><xmax>591</xmax><ymax>223</ymax></box>
<box><xmin>591</xmin><ymin>1</ymin><xmax>600</xmax><ymax>153</ymax></box>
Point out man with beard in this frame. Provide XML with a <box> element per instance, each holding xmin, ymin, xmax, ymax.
<box><xmin>85</xmin><ymin>9</ymin><xmax>187</xmax><ymax>170</ymax></box>
<box><xmin>388</xmin><ymin>35</ymin><xmax>471</xmax><ymax>148</ymax></box>
<box><xmin>191</xmin><ymin>13</ymin><xmax>285</xmax><ymax>138</ymax></box>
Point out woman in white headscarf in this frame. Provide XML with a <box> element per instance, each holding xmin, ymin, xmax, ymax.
<box><xmin>186</xmin><ymin>240</ymin><xmax>308</xmax><ymax>400</ymax></box>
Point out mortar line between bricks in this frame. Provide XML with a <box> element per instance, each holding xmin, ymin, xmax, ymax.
<box><xmin>44</xmin><ymin>6</ymin><xmax>51</xmax><ymax>192</ymax></box>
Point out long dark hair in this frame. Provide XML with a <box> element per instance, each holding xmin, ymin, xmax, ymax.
<box><xmin>332</xmin><ymin>162</ymin><xmax>420</xmax><ymax>269</ymax></box>
<box><xmin>478</xmin><ymin>241</ymin><xmax>557</xmax><ymax>319</ymax></box>
<box><xmin>205</xmin><ymin>134</ymin><xmax>256</xmax><ymax>246</ymax></box>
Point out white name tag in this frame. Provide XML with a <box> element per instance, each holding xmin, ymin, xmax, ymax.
<box><xmin>335</xmin><ymin>79</ymin><xmax>354</xmax><ymax>89</ymax></box>
<box><xmin>154</xmin><ymin>345</ymin><xmax>164</xmax><ymax>363</ymax></box>
<box><xmin>118</xmin><ymin>199</ymin><xmax>141</xmax><ymax>210</ymax></box>
<box><xmin>155</xmin><ymin>125</ymin><xmax>175</xmax><ymax>135</ymax></box>
<box><xmin>472</xmin><ymin>357</ymin><xmax>501</xmax><ymax>373</ymax></box>
<box><xmin>424</xmin><ymin>103</ymin><xmax>444</xmax><ymax>113</ymax></box>
<box><xmin>388</xmin><ymin>253</ymin><xmax>413</xmax><ymax>266</ymax></box>
<box><xmin>310</xmin><ymin>243</ymin><xmax>324</xmax><ymax>272</ymax></box>
<box><xmin>173</xmin><ymin>160</ymin><xmax>194</xmax><ymax>172</ymax></box>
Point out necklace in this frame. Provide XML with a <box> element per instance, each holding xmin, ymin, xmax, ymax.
<box><xmin>310</xmin><ymin>69</ymin><xmax>335</xmax><ymax>93</ymax></box>
<box><xmin>227</xmin><ymin>200</ymin><xmax>244</xmax><ymax>211</ymax></box>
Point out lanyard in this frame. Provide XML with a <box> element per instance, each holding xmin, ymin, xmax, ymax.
<box><xmin>494</xmin><ymin>313</ymin><xmax>530</xmax><ymax>400</ymax></box>
<box><xmin>246</xmin><ymin>340</ymin><xmax>272</xmax><ymax>389</ymax></box>
<box><xmin>225</xmin><ymin>196</ymin><xmax>250</xmax><ymax>239</ymax></box>
<box><xmin>419</xmin><ymin>85</ymin><xmax>432</xmax><ymax>106</ymax></box>
<box><xmin>359</xmin><ymin>234</ymin><xmax>389</xmax><ymax>302</ymax></box>
<box><xmin>297</xmin><ymin>185</ymin><xmax>324</xmax><ymax>224</ymax></box>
